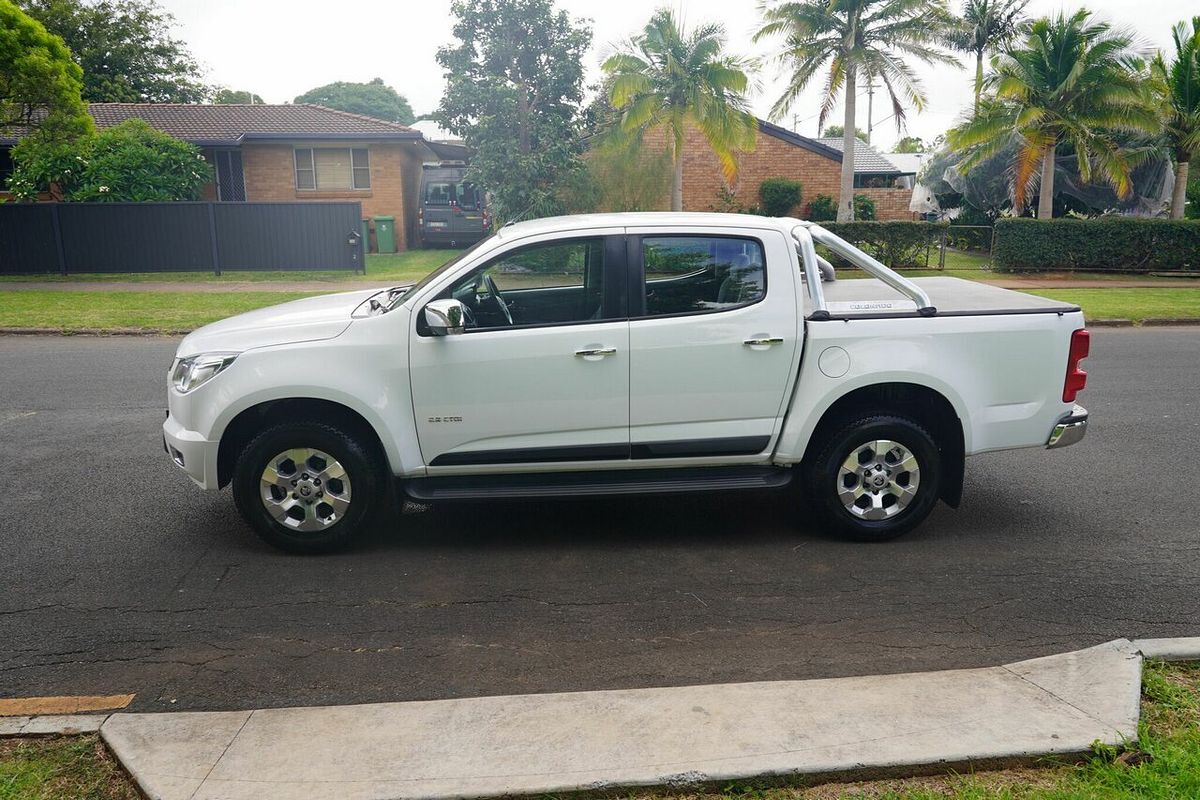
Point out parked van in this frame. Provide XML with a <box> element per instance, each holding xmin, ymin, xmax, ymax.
<box><xmin>418</xmin><ymin>164</ymin><xmax>489</xmax><ymax>247</ymax></box>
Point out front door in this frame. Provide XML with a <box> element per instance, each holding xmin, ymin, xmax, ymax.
<box><xmin>627</xmin><ymin>229</ymin><xmax>801</xmax><ymax>459</ymax></box>
<box><xmin>409</xmin><ymin>234</ymin><xmax>630</xmax><ymax>470</ymax></box>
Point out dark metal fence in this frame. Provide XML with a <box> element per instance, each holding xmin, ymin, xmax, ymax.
<box><xmin>0</xmin><ymin>201</ymin><xmax>365</xmax><ymax>275</ymax></box>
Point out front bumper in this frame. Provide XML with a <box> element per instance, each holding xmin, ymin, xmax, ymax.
<box><xmin>163</xmin><ymin>413</ymin><xmax>219</xmax><ymax>489</ymax></box>
<box><xmin>1046</xmin><ymin>404</ymin><xmax>1088</xmax><ymax>449</ymax></box>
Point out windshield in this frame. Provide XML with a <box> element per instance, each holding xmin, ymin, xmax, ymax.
<box><xmin>386</xmin><ymin>234</ymin><xmax>496</xmax><ymax>310</ymax></box>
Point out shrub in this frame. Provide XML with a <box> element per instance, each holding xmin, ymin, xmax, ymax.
<box><xmin>758</xmin><ymin>177</ymin><xmax>803</xmax><ymax>217</ymax></box>
<box><xmin>10</xmin><ymin>119</ymin><xmax>212</xmax><ymax>202</ymax></box>
<box><xmin>992</xmin><ymin>218</ymin><xmax>1200</xmax><ymax>273</ymax></box>
<box><xmin>807</xmin><ymin>194</ymin><xmax>837</xmax><ymax>221</ymax></box>
<box><xmin>818</xmin><ymin>221</ymin><xmax>946</xmax><ymax>268</ymax></box>
<box><xmin>853</xmin><ymin>193</ymin><xmax>876</xmax><ymax>220</ymax></box>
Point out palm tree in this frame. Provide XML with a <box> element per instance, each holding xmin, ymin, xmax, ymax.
<box><xmin>947</xmin><ymin>0</ymin><xmax>1030</xmax><ymax>112</ymax></box>
<box><xmin>949</xmin><ymin>10</ymin><xmax>1159</xmax><ymax>219</ymax></box>
<box><xmin>602</xmin><ymin>9</ymin><xmax>757</xmax><ymax>212</ymax></box>
<box><xmin>1151</xmin><ymin>17</ymin><xmax>1200</xmax><ymax>219</ymax></box>
<box><xmin>755</xmin><ymin>0</ymin><xmax>957</xmax><ymax>221</ymax></box>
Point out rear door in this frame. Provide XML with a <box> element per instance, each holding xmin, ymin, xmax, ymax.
<box><xmin>421</xmin><ymin>176</ymin><xmax>455</xmax><ymax>236</ymax></box>
<box><xmin>449</xmin><ymin>180</ymin><xmax>485</xmax><ymax>239</ymax></box>
<box><xmin>626</xmin><ymin>227</ymin><xmax>801</xmax><ymax>461</ymax></box>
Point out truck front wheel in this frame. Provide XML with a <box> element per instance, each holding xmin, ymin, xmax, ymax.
<box><xmin>803</xmin><ymin>415</ymin><xmax>942</xmax><ymax>542</ymax></box>
<box><xmin>231</xmin><ymin>421</ymin><xmax>386</xmax><ymax>554</ymax></box>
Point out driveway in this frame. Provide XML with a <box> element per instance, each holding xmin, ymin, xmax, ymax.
<box><xmin>1</xmin><ymin>329</ymin><xmax>1196</xmax><ymax>712</ymax></box>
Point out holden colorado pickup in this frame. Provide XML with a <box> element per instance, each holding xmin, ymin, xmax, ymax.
<box><xmin>164</xmin><ymin>213</ymin><xmax>1090</xmax><ymax>553</ymax></box>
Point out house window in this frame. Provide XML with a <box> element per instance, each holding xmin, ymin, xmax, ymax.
<box><xmin>294</xmin><ymin>147</ymin><xmax>370</xmax><ymax>191</ymax></box>
<box><xmin>0</xmin><ymin>147</ymin><xmax>13</xmax><ymax>185</ymax></box>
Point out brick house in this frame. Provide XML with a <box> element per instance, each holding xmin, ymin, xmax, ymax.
<box><xmin>660</xmin><ymin>118</ymin><xmax>915</xmax><ymax>220</ymax></box>
<box><xmin>0</xmin><ymin>103</ymin><xmax>434</xmax><ymax>249</ymax></box>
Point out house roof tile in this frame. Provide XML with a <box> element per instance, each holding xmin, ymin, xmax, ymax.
<box><xmin>814</xmin><ymin>137</ymin><xmax>903</xmax><ymax>174</ymax></box>
<box><xmin>2</xmin><ymin>103</ymin><xmax>421</xmax><ymax>146</ymax></box>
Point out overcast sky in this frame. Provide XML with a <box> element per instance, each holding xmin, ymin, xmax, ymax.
<box><xmin>164</xmin><ymin>0</ymin><xmax>1188</xmax><ymax>151</ymax></box>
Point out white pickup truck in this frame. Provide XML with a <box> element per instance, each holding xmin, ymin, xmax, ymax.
<box><xmin>164</xmin><ymin>213</ymin><xmax>1090</xmax><ymax>553</ymax></box>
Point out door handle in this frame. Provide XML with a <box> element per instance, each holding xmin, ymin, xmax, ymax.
<box><xmin>743</xmin><ymin>337</ymin><xmax>784</xmax><ymax>346</ymax></box>
<box><xmin>575</xmin><ymin>347</ymin><xmax>617</xmax><ymax>357</ymax></box>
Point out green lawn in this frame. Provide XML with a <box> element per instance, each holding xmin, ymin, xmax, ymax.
<box><xmin>3</xmin><ymin>662</ymin><xmax>1197</xmax><ymax>799</ymax></box>
<box><xmin>0</xmin><ymin>248</ymin><xmax>461</xmax><ymax>285</ymax></box>
<box><xmin>1030</xmin><ymin>288</ymin><xmax>1200</xmax><ymax>322</ymax></box>
<box><xmin>0</xmin><ymin>290</ymin><xmax>319</xmax><ymax>331</ymax></box>
<box><xmin>0</xmin><ymin>735</ymin><xmax>138</xmax><ymax>800</ymax></box>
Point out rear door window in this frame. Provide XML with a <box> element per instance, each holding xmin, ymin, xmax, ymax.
<box><xmin>640</xmin><ymin>236</ymin><xmax>766</xmax><ymax>317</ymax></box>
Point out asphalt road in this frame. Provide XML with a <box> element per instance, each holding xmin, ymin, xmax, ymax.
<box><xmin>1</xmin><ymin>330</ymin><xmax>1197</xmax><ymax>713</ymax></box>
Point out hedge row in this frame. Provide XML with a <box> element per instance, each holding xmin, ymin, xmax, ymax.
<box><xmin>993</xmin><ymin>218</ymin><xmax>1200</xmax><ymax>273</ymax></box>
<box><xmin>818</xmin><ymin>221</ymin><xmax>947</xmax><ymax>268</ymax></box>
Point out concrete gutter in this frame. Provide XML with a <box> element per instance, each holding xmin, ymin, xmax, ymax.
<box><xmin>1133</xmin><ymin>637</ymin><xmax>1200</xmax><ymax>661</ymax></box>
<box><xmin>101</xmin><ymin>639</ymin><xmax>1142</xmax><ymax>800</ymax></box>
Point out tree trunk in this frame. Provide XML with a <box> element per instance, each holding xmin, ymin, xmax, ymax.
<box><xmin>837</xmin><ymin>64</ymin><xmax>857</xmax><ymax>222</ymax></box>
<box><xmin>517</xmin><ymin>83</ymin><xmax>531</xmax><ymax>155</ymax></box>
<box><xmin>1171</xmin><ymin>160</ymin><xmax>1190</xmax><ymax>219</ymax></box>
<box><xmin>1038</xmin><ymin>143</ymin><xmax>1055</xmax><ymax>219</ymax></box>
<box><xmin>671</xmin><ymin>134</ymin><xmax>684</xmax><ymax>212</ymax></box>
<box><xmin>974</xmin><ymin>50</ymin><xmax>984</xmax><ymax>113</ymax></box>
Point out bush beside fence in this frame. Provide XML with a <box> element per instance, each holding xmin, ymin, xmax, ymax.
<box><xmin>993</xmin><ymin>217</ymin><xmax>1200</xmax><ymax>273</ymax></box>
<box><xmin>818</xmin><ymin>221</ymin><xmax>948</xmax><ymax>268</ymax></box>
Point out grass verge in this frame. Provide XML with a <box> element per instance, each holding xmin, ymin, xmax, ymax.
<box><xmin>2</xmin><ymin>663</ymin><xmax>1197</xmax><ymax>799</ymax></box>
<box><xmin>0</xmin><ymin>735</ymin><xmax>138</xmax><ymax>799</ymax></box>
<box><xmin>0</xmin><ymin>291</ymin><xmax>319</xmax><ymax>332</ymax></box>
<box><xmin>0</xmin><ymin>249</ymin><xmax>461</xmax><ymax>285</ymax></box>
<box><xmin>1029</xmin><ymin>288</ymin><xmax>1200</xmax><ymax>323</ymax></box>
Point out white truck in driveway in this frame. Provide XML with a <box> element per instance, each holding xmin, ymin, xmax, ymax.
<box><xmin>164</xmin><ymin>213</ymin><xmax>1090</xmax><ymax>552</ymax></box>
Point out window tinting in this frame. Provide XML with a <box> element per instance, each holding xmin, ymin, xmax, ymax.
<box><xmin>424</xmin><ymin>181</ymin><xmax>453</xmax><ymax>205</ymax></box>
<box><xmin>434</xmin><ymin>238</ymin><xmax>608</xmax><ymax>331</ymax></box>
<box><xmin>642</xmin><ymin>236</ymin><xmax>765</xmax><ymax>316</ymax></box>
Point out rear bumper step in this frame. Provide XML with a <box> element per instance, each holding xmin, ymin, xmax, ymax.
<box><xmin>404</xmin><ymin>466</ymin><xmax>793</xmax><ymax>501</ymax></box>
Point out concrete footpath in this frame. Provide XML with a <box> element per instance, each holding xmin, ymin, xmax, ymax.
<box><xmin>95</xmin><ymin>639</ymin><xmax>1151</xmax><ymax>800</ymax></box>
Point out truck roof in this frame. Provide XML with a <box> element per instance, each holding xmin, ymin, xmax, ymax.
<box><xmin>495</xmin><ymin>212</ymin><xmax>800</xmax><ymax>240</ymax></box>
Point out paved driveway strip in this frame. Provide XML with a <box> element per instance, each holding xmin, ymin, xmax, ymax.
<box><xmin>100</xmin><ymin>640</ymin><xmax>1140</xmax><ymax>800</ymax></box>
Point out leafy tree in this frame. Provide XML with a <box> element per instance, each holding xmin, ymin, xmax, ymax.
<box><xmin>0</xmin><ymin>0</ymin><xmax>92</xmax><ymax>142</ymax></box>
<box><xmin>18</xmin><ymin>0</ymin><xmax>208</xmax><ymax>103</ymax></box>
<box><xmin>807</xmin><ymin>193</ymin><xmax>837</xmax><ymax>220</ymax></box>
<box><xmin>949</xmin><ymin>10</ymin><xmax>1159</xmax><ymax>219</ymax></box>
<box><xmin>822</xmin><ymin>124</ymin><xmax>866</xmax><ymax>141</ymax></box>
<box><xmin>602</xmin><ymin>8</ymin><xmax>757</xmax><ymax>212</ymax></box>
<box><xmin>294</xmin><ymin>78</ymin><xmax>414</xmax><ymax>124</ymax></box>
<box><xmin>213</xmin><ymin>88</ymin><xmax>264</xmax><ymax>105</ymax></box>
<box><xmin>893</xmin><ymin>135</ymin><xmax>926</xmax><ymax>152</ymax></box>
<box><xmin>9</xmin><ymin>118</ymin><xmax>211</xmax><ymax>201</ymax></box>
<box><xmin>947</xmin><ymin>0</ymin><xmax>1029</xmax><ymax>111</ymax></box>
<box><xmin>854</xmin><ymin>193</ymin><xmax>877</xmax><ymax>219</ymax></box>
<box><xmin>436</xmin><ymin>0</ymin><xmax>591</xmax><ymax>222</ymax></box>
<box><xmin>756</xmin><ymin>0</ymin><xmax>957</xmax><ymax>221</ymax></box>
<box><xmin>1151</xmin><ymin>17</ymin><xmax>1200</xmax><ymax>219</ymax></box>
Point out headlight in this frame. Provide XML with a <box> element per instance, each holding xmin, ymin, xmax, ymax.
<box><xmin>170</xmin><ymin>353</ymin><xmax>238</xmax><ymax>393</ymax></box>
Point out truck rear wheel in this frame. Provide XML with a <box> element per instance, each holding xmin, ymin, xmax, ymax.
<box><xmin>803</xmin><ymin>415</ymin><xmax>941</xmax><ymax>542</ymax></box>
<box><xmin>232</xmin><ymin>421</ymin><xmax>386</xmax><ymax>554</ymax></box>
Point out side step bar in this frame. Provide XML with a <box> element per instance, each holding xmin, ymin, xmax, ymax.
<box><xmin>404</xmin><ymin>466</ymin><xmax>794</xmax><ymax>501</ymax></box>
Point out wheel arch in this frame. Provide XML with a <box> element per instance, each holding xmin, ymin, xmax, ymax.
<box><xmin>216</xmin><ymin>397</ymin><xmax>393</xmax><ymax>489</ymax></box>
<box><xmin>800</xmin><ymin>382</ymin><xmax>966</xmax><ymax>508</ymax></box>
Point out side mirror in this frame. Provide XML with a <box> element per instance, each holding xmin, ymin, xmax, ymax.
<box><xmin>424</xmin><ymin>299</ymin><xmax>466</xmax><ymax>336</ymax></box>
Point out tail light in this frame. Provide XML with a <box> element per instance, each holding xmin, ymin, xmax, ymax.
<box><xmin>418</xmin><ymin>208</ymin><xmax>424</xmax><ymax>228</ymax></box>
<box><xmin>1063</xmin><ymin>329</ymin><xmax>1090</xmax><ymax>403</ymax></box>
<box><xmin>482</xmin><ymin>208</ymin><xmax>491</xmax><ymax>231</ymax></box>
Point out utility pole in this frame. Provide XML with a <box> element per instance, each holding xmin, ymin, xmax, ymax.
<box><xmin>866</xmin><ymin>77</ymin><xmax>875</xmax><ymax>146</ymax></box>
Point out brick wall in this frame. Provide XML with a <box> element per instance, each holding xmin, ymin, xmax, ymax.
<box><xmin>857</xmin><ymin>187</ymin><xmax>915</xmax><ymax>221</ymax></box>
<box><xmin>242</xmin><ymin>140</ymin><xmax>419</xmax><ymax>250</ymax></box>
<box><xmin>642</xmin><ymin>125</ymin><xmax>915</xmax><ymax>221</ymax></box>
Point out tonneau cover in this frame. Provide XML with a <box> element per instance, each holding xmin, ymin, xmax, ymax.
<box><xmin>814</xmin><ymin>276</ymin><xmax>1079</xmax><ymax>319</ymax></box>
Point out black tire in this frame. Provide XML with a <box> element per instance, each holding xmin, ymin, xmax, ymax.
<box><xmin>232</xmin><ymin>421</ymin><xmax>387</xmax><ymax>554</ymax></box>
<box><xmin>802</xmin><ymin>414</ymin><xmax>941</xmax><ymax>542</ymax></box>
